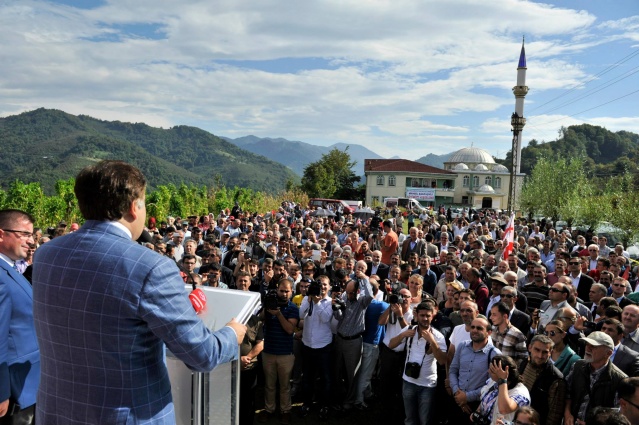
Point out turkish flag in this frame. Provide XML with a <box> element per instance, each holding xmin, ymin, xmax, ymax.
<box><xmin>501</xmin><ymin>213</ymin><xmax>515</xmax><ymax>261</ymax></box>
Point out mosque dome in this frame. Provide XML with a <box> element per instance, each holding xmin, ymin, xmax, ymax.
<box><xmin>474</xmin><ymin>164</ymin><xmax>488</xmax><ymax>171</ymax></box>
<box><xmin>492</xmin><ymin>164</ymin><xmax>509</xmax><ymax>173</ymax></box>
<box><xmin>453</xmin><ymin>163</ymin><xmax>469</xmax><ymax>170</ymax></box>
<box><xmin>448</xmin><ymin>147</ymin><xmax>495</xmax><ymax>165</ymax></box>
<box><xmin>477</xmin><ymin>184</ymin><xmax>495</xmax><ymax>193</ymax></box>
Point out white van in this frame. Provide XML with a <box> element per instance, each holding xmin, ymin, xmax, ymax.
<box><xmin>384</xmin><ymin>197</ymin><xmax>429</xmax><ymax>214</ymax></box>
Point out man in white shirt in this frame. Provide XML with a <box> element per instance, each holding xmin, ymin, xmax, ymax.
<box><xmin>389</xmin><ymin>302</ymin><xmax>447</xmax><ymax>425</ymax></box>
<box><xmin>298</xmin><ymin>275</ymin><xmax>333</xmax><ymax>420</ymax></box>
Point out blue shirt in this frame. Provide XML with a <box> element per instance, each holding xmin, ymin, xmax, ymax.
<box><xmin>263</xmin><ymin>301</ymin><xmax>299</xmax><ymax>355</ymax></box>
<box><xmin>363</xmin><ymin>300</ymin><xmax>389</xmax><ymax>345</ymax></box>
<box><xmin>449</xmin><ymin>340</ymin><xmax>501</xmax><ymax>402</ymax></box>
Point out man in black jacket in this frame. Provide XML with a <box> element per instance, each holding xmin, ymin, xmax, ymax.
<box><xmin>519</xmin><ymin>335</ymin><xmax>566</xmax><ymax>425</ymax></box>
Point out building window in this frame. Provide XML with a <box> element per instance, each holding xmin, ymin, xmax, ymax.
<box><xmin>411</xmin><ymin>178</ymin><xmax>421</xmax><ymax>187</ymax></box>
<box><xmin>485</xmin><ymin>176</ymin><xmax>492</xmax><ymax>185</ymax></box>
<box><xmin>376</xmin><ymin>175</ymin><xmax>385</xmax><ymax>186</ymax></box>
<box><xmin>495</xmin><ymin>177</ymin><xmax>502</xmax><ymax>188</ymax></box>
<box><xmin>473</xmin><ymin>176</ymin><xmax>479</xmax><ymax>187</ymax></box>
<box><xmin>388</xmin><ymin>176</ymin><xmax>396</xmax><ymax>186</ymax></box>
<box><xmin>462</xmin><ymin>196</ymin><xmax>469</xmax><ymax>204</ymax></box>
<box><xmin>463</xmin><ymin>175</ymin><xmax>469</xmax><ymax>187</ymax></box>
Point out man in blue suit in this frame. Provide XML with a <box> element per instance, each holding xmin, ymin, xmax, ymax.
<box><xmin>33</xmin><ymin>160</ymin><xmax>246</xmax><ymax>425</ymax></box>
<box><xmin>0</xmin><ymin>209</ymin><xmax>39</xmax><ymax>425</ymax></box>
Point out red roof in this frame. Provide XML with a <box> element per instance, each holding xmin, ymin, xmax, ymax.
<box><xmin>364</xmin><ymin>159</ymin><xmax>455</xmax><ymax>175</ymax></box>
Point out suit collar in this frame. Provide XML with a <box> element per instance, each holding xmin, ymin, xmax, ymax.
<box><xmin>0</xmin><ymin>259</ymin><xmax>33</xmax><ymax>296</ymax></box>
<box><xmin>81</xmin><ymin>220</ymin><xmax>133</xmax><ymax>240</ymax></box>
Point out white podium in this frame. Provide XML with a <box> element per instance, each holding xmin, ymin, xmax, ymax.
<box><xmin>166</xmin><ymin>287</ymin><xmax>262</xmax><ymax>425</ymax></box>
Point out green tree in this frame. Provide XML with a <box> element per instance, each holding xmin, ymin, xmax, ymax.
<box><xmin>520</xmin><ymin>155</ymin><xmax>598</xmax><ymax>226</ymax></box>
<box><xmin>301</xmin><ymin>148</ymin><xmax>360</xmax><ymax>199</ymax></box>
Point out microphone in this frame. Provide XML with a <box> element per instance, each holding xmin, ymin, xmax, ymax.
<box><xmin>189</xmin><ymin>283</ymin><xmax>207</xmax><ymax>314</ymax></box>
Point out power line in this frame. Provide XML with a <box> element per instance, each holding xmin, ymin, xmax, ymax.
<box><xmin>528</xmin><ymin>47</ymin><xmax>639</xmax><ymax>115</ymax></box>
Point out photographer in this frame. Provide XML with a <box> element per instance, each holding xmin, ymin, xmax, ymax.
<box><xmin>331</xmin><ymin>262</ymin><xmax>374</xmax><ymax>410</ymax></box>
<box><xmin>378</xmin><ymin>287</ymin><xmax>413</xmax><ymax>424</ymax></box>
<box><xmin>299</xmin><ymin>275</ymin><xmax>334</xmax><ymax>420</ymax></box>
<box><xmin>388</xmin><ymin>302</ymin><xmax>448</xmax><ymax>425</ymax></box>
<box><xmin>258</xmin><ymin>279</ymin><xmax>299</xmax><ymax>424</ymax></box>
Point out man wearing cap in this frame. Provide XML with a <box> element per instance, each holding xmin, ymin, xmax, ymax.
<box><xmin>564</xmin><ymin>331</ymin><xmax>628</xmax><ymax>425</ymax></box>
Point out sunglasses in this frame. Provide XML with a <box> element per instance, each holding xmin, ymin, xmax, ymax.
<box><xmin>543</xmin><ymin>330</ymin><xmax>563</xmax><ymax>337</ymax></box>
<box><xmin>500</xmin><ymin>294</ymin><xmax>515</xmax><ymax>299</ymax></box>
<box><xmin>569</xmin><ymin>262</ymin><xmax>580</xmax><ymax>265</ymax></box>
<box><xmin>549</xmin><ymin>287</ymin><xmax>567</xmax><ymax>293</ymax></box>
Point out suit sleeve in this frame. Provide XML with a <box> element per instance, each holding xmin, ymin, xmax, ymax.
<box><xmin>138</xmin><ymin>257</ymin><xmax>238</xmax><ymax>373</ymax></box>
<box><xmin>0</xmin><ymin>279</ymin><xmax>11</xmax><ymax>401</ymax></box>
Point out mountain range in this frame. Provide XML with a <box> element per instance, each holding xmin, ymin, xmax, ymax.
<box><xmin>222</xmin><ymin>136</ymin><xmax>384</xmax><ymax>176</ymax></box>
<box><xmin>1</xmin><ymin>108</ymin><xmax>636</xmax><ymax>196</ymax></box>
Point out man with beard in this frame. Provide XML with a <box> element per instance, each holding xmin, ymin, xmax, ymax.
<box><xmin>449</xmin><ymin>317</ymin><xmax>500</xmax><ymax>424</ymax></box>
<box><xmin>389</xmin><ymin>302</ymin><xmax>447</xmax><ymax>425</ymax></box>
<box><xmin>564</xmin><ymin>331</ymin><xmax>627</xmax><ymax>425</ymax></box>
<box><xmin>258</xmin><ymin>279</ymin><xmax>299</xmax><ymax>424</ymax></box>
<box><xmin>518</xmin><ymin>335</ymin><xmax>566</xmax><ymax>425</ymax></box>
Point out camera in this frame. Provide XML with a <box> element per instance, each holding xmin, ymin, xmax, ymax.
<box><xmin>389</xmin><ymin>293</ymin><xmax>405</xmax><ymax>304</ymax></box>
<box><xmin>332</xmin><ymin>297</ymin><xmax>346</xmax><ymax>311</ymax></box>
<box><xmin>264</xmin><ymin>289</ymin><xmax>279</xmax><ymax>311</ymax></box>
<box><xmin>470</xmin><ymin>412</ymin><xmax>490</xmax><ymax>425</ymax></box>
<box><xmin>404</xmin><ymin>362</ymin><xmax>422</xmax><ymax>379</ymax></box>
<box><xmin>331</xmin><ymin>283</ymin><xmax>343</xmax><ymax>294</ymax></box>
<box><xmin>307</xmin><ymin>280</ymin><xmax>321</xmax><ymax>296</ymax></box>
<box><xmin>584</xmin><ymin>321</ymin><xmax>597</xmax><ymax>330</ymax></box>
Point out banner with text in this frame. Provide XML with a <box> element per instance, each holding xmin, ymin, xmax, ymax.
<box><xmin>405</xmin><ymin>189</ymin><xmax>436</xmax><ymax>201</ymax></box>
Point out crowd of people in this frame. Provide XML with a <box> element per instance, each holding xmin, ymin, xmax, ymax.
<box><xmin>5</xmin><ymin>182</ymin><xmax>639</xmax><ymax>425</ymax></box>
<box><xmin>118</xmin><ymin>203</ymin><xmax>639</xmax><ymax>424</ymax></box>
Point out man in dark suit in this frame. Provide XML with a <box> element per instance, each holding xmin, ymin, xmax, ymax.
<box><xmin>601</xmin><ymin>319</ymin><xmax>639</xmax><ymax>377</ymax></box>
<box><xmin>33</xmin><ymin>161</ymin><xmax>247</xmax><ymax>425</ymax></box>
<box><xmin>567</xmin><ymin>256</ymin><xmax>595</xmax><ymax>302</ymax></box>
<box><xmin>499</xmin><ymin>285</ymin><xmax>531</xmax><ymax>337</ymax></box>
<box><xmin>622</xmin><ymin>304</ymin><xmax>639</xmax><ymax>353</ymax></box>
<box><xmin>366</xmin><ymin>250</ymin><xmax>389</xmax><ymax>281</ymax></box>
<box><xmin>400</xmin><ymin>227</ymin><xmax>425</xmax><ymax>262</ymax></box>
<box><xmin>0</xmin><ymin>210</ymin><xmax>39</xmax><ymax>425</ymax></box>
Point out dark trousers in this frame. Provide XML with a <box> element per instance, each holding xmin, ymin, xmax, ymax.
<box><xmin>302</xmin><ymin>342</ymin><xmax>332</xmax><ymax>407</ymax></box>
<box><xmin>0</xmin><ymin>404</ymin><xmax>35</xmax><ymax>425</ymax></box>
<box><xmin>239</xmin><ymin>367</ymin><xmax>258</xmax><ymax>425</ymax></box>
<box><xmin>379</xmin><ymin>344</ymin><xmax>406</xmax><ymax>425</ymax></box>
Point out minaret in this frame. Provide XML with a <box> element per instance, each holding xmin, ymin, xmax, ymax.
<box><xmin>512</xmin><ymin>37</ymin><xmax>528</xmax><ymax>175</ymax></box>
<box><xmin>507</xmin><ymin>37</ymin><xmax>528</xmax><ymax>214</ymax></box>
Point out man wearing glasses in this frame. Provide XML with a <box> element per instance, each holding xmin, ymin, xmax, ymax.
<box><xmin>619</xmin><ymin>377</ymin><xmax>639</xmax><ymax>424</ymax></box>
<box><xmin>0</xmin><ymin>210</ymin><xmax>38</xmax><ymax>425</ymax></box>
<box><xmin>537</xmin><ymin>283</ymin><xmax>575</xmax><ymax>330</ymax></box>
<box><xmin>564</xmin><ymin>332</ymin><xmax>627</xmax><ymax>425</ymax></box>
<box><xmin>500</xmin><ymin>285</ymin><xmax>531</xmax><ymax>337</ymax></box>
<box><xmin>567</xmin><ymin>254</ymin><xmax>595</xmax><ymax>302</ymax></box>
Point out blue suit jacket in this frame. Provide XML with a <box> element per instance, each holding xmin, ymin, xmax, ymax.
<box><xmin>32</xmin><ymin>221</ymin><xmax>238</xmax><ymax>424</ymax></box>
<box><xmin>0</xmin><ymin>260</ymin><xmax>40</xmax><ymax>408</ymax></box>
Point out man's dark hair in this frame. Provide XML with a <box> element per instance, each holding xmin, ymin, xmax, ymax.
<box><xmin>182</xmin><ymin>254</ymin><xmax>196</xmax><ymax>262</ymax></box>
<box><xmin>618</xmin><ymin>376</ymin><xmax>639</xmax><ymax>400</ymax></box>
<box><xmin>458</xmin><ymin>288</ymin><xmax>476</xmax><ymax>300</ymax></box>
<box><xmin>604</xmin><ymin>305</ymin><xmax>623</xmax><ymax>320</ymax></box>
<box><xmin>415</xmin><ymin>301</ymin><xmax>436</xmax><ymax>314</ymax></box>
<box><xmin>491</xmin><ymin>302</ymin><xmax>510</xmax><ymax>316</ymax></box>
<box><xmin>236</xmin><ymin>271</ymin><xmax>251</xmax><ymax>280</ymax></box>
<box><xmin>75</xmin><ymin>160</ymin><xmax>146</xmax><ymax>221</ymax></box>
<box><xmin>425</xmin><ymin>233</ymin><xmax>434</xmax><ymax>242</ymax></box>
<box><xmin>602</xmin><ymin>318</ymin><xmax>624</xmax><ymax>335</ymax></box>
<box><xmin>208</xmin><ymin>262</ymin><xmax>221</xmax><ymax>272</ymax></box>
<box><xmin>600</xmin><ymin>297</ymin><xmax>619</xmax><ymax>309</ymax></box>
<box><xmin>598</xmin><ymin>258</ymin><xmax>611</xmax><ymax>268</ymax></box>
<box><xmin>273</xmin><ymin>259</ymin><xmax>285</xmax><ymax>268</ymax></box>
<box><xmin>585</xmin><ymin>406</ymin><xmax>630</xmax><ymax>425</ymax></box>
<box><xmin>383</xmin><ymin>219</ymin><xmax>393</xmax><ymax>229</ymax></box>
<box><xmin>0</xmin><ymin>209</ymin><xmax>34</xmax><ymax>229</ymax></box>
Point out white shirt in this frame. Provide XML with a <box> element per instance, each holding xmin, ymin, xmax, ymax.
<box><xmin>383</xmin><ymin>310</ymin><xmax>414</xmax><ymax>352</ymax></box>
<box><xmin>402</xmin><ymin>326</ymin><xmax>447</xmax><ymax>387</ymax></box>
<box><xmin>450</xmin><ymin>324</ymin><xmax>471</xmax><ymax>350</ymax></box>
<box><xmin>300</xmin><ymin>296</ymin><xmax>333</xmax><ymax>349</ymax></box>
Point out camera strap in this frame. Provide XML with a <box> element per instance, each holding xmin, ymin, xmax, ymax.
<box><xmin>406</xmin><ymin>325</ymin><xmax>428</xmax><ymax>368</ymax></box>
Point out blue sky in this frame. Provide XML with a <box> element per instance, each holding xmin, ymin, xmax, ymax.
<box><xmin>1</xmin><ymin>0</ymin><xmax>637</xmax><ymax>159</ymax></box>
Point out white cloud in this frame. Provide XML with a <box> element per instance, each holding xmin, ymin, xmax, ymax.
<box><xmin>0</xmin><ymin>0</ymin><xmax>635</xmax><ymax>164</ymax></box>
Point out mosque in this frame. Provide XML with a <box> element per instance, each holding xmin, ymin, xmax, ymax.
<box><xmin>365</xmin><ymin>41</ymin><xmax>527</xmax><ymax>211</ymax></box>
